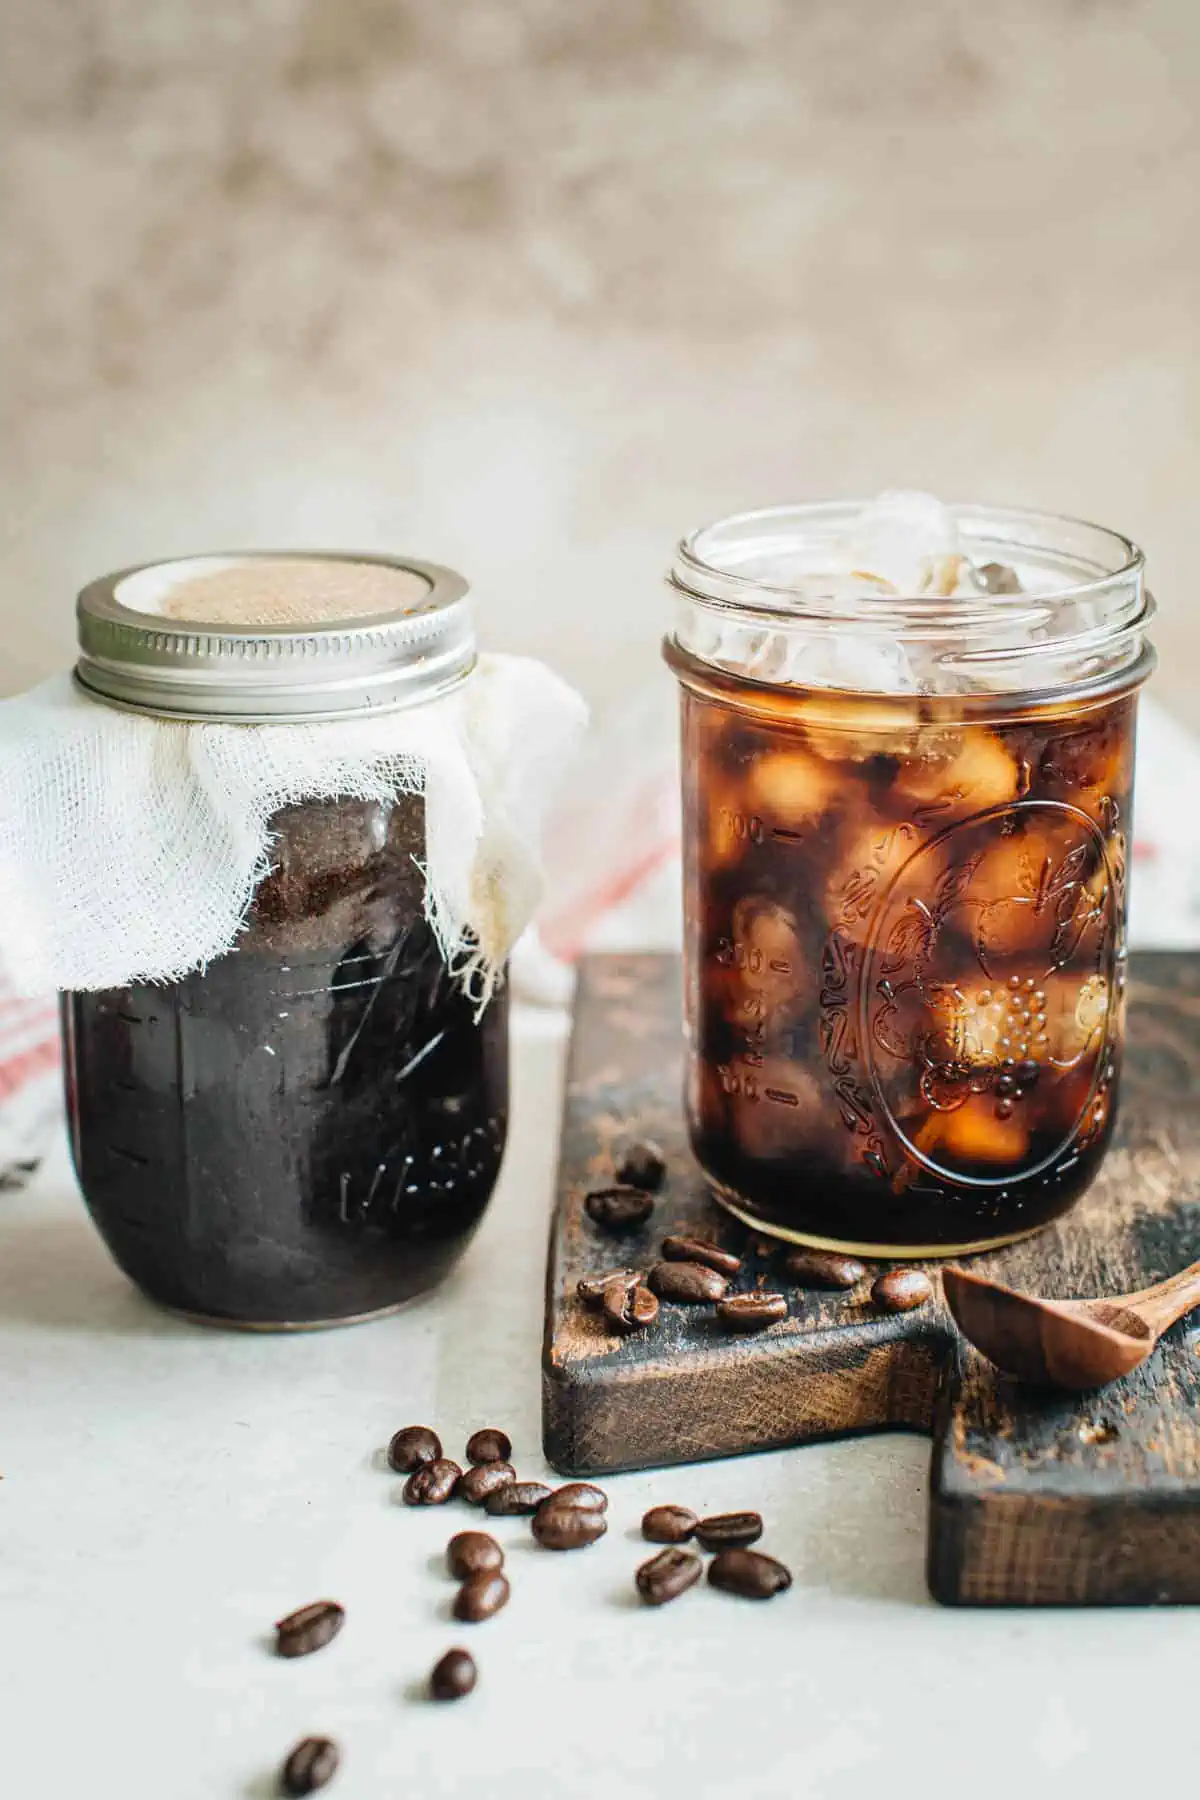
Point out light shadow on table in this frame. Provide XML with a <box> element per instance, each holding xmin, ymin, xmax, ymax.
<box><xmin>0</xmin><ymin>1209</ymin><xmax>194</xmax><ymax>1339</ymax></box>
<box><xmin>781</xmin><ymin>1431</ymin><xmax>933</xmax><ymax>1609</ymax></box>
<box><xmin>241</xmin><ymin>1773</ymin><xmax>281</xmax><ymax>1800</ymax></box>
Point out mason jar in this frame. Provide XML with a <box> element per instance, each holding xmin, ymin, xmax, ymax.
<box><xmin>665</xmin><ymin>504</ymin><xmax>1155</xmax><ymax>1257</ymax></box>
<box><xmin>61</xmin><ymin>553</ymin><xmax>509</xmax><ymax>1326</ymax></box>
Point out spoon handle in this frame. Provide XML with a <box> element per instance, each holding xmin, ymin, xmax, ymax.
<box><xmin>1124</xmin><ymin>1260</ymin><xmax>1200</xmax><ymax>1333</ymax></box>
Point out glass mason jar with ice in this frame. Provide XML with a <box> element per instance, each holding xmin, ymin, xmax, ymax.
<box><xmin>664</xmin><ymin>495</ymin><xmax>1156</xmax><ymax>1257</ymax></box>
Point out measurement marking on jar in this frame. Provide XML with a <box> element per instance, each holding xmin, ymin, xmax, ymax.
<box><xmin>770</xmin><ymin>827</ymin><xmax>805</xmax><ymax>843</ymax></box>
<box><xmin>764</xmin><ymin>1087</ymin><xmax>799</xmax><ymax>1107</ymax></box>
<box><xmin>293</xmin><ymin>976</ymin><xmax>382</xmax><ymax>999</ymax></box>
<box><xmin>108</xmin><ymin>1143</ymin><xmax>151</xmax><ymax>1166</ymax></box>
<box><xmin>394</xmin><ymin>1030</ymin><xmax>446</xmax><ymax>1086</ymax></box>
<box><xmin>720</xmin><ymin>809</ymin><xmax>764</xmax><ymax>844</ymax></box>
<box><xmin>327</xmin><ymin>939</ymin><xmax>405</xmax><ymax>1084</ymax></box>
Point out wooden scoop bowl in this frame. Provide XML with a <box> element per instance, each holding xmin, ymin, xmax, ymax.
<box><xmin>942</xmin><ymin>1260</ymin><xmax>1200</xmax><ymax>1390</ymax></box>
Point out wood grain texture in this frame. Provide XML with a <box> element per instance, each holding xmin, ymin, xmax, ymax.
<box><xmin>542</xmin><ymin>952</ymin><xmax>1200</xmax><ymax>1607</ymax></box>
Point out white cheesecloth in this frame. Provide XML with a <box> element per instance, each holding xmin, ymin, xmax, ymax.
<box><xmin>0</xmin><ymin>654</ymin><xmax>586</xmax><ymax>997</ymax></box>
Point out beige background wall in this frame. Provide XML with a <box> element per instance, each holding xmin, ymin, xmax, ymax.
<box><xmin>1</xmin><ymin>0</ymin><xmax>1197</xmax><ymax>715</ymax></box>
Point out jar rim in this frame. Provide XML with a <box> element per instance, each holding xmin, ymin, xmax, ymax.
<box><xmin>667</xmin><ymin>501</ymin><xmax>1153</xmax><ymax>699</ymax></box>
<box><xmin>672</xmin><ymin>501</ymin><xmax>1144</xmax><ymax>616</ymax></box>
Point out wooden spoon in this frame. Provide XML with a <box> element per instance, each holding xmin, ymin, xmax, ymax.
<box><xmin>942</xmin><ymin>1260</ymin><xmax>1200</xmax><ymax>1390</ymax></box>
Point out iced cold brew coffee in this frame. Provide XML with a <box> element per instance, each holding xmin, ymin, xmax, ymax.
<box><xmin>666</xmin><ymin>499</ymin><xmax>1155</xmax><ymax>1256</ymax></box>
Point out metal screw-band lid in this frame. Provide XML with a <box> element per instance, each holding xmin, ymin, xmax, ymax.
<box><xmin>75</xmin><ymin>551</ymin><xmax>474</xmax><ymax>722</ymax></box>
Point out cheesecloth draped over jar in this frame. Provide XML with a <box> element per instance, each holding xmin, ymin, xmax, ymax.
<box><xmin>0</xmin><ymin>554</ymin><xmax>587</xmax><ymax>999</ymax></box>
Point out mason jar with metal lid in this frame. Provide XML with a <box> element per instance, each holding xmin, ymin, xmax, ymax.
<box><xmin>61</xmin><ymin>552</ymin><xmax>509</xmax><ymax>1327</ymax></box>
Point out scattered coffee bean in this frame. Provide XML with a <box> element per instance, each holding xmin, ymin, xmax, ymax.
<box><xmin>403</xmin><ymin>1459</ymin><xmax>463</xmax><ymax>1506</ymax></box>
<box><xmin>785</xmin><ymin>1249</ymin><xmax>866</xmax><ymax>1290</ymax></box>
<box><xmin>585</xmin><ymin>1186</ymin><xmax>655</xmax><ymax>1232</ymax></box>
<box><xmin>695</xmin><ymin>1511</ymin><xmax>764</xmax><ymax>1551</ymax></box>
<box><xmin>274</xmin><ymin>1600</ymin><xmax>345</xmax><ymax>1660</ymax></box>
<box><xmin>387</xmin><ymin>1424</ymin><xmax>442</xmax><ymax>1472</ymax></box>
<box><xmin>642</xmin><ymin>1504</ymin><xmax>698</xmax><ymax>1544</ymax></box>
<box><xmin>614</xmin><ymin>1139</ymin><xmax>667</xmax><ymax>1192</ymax></box>
<box><xmin>280</xmin><ymin>1735</ymin><xmax>340</xmax><ymax>1795</ymax></box>
<box><xmin>540</xmin><ymin>1482</ymin><xmax>608</xmax><ymax>1514</ymax></box>
<box><xmin>871</xmin><ymin>1269</ymin><xmax>934</xmax><ymax>1314</ymax></box>
<box><xmin>430</xmin><ymin>1648</ymin><xmax>477</xmax><ymax>1702</ymax></box>
<box><xmin>601</xmin><ymin>1271</ymin><xmax>659</xmax><ymax>1334</ymax></box>
<box><xmin>577</xmin><ymin>1267</ymin><xmax>638</xmax><ymax>1304</ymax></box>
<box><xmin>456</xmin><ymin>1462</ymin><xmax>516</xmax><ymax>1505</ymax></box>
<box><xmin>446</xmin><ymin>1531</ymin><xmax>504</xmax><ymax>1580</ymax></box>
<box><xmin>661</xmin><ymin>1235</ymin><xmax>742</xmax><ymax>1277</ymax></box>
<box><xmin>484</xmin><ymin>1481</ymin><xmax>554</xmax><ymax>1517</ymax></box>
<box><xmin>465</xmin><ymin>1428</ymin><xmax>512</xmax><ymax>1464</ymax></box>
<box><xmin>636</xmin><ymin>1546</ymin><xmax>704</xmax><ymax>1606</ymax></box>
<box><xmin>453</xmin><ymin>1570</ymin><xmax>511</xmax><ymax>1622</ymax></box>
<box><xmin>717</xmin><ymin>1292</ymin><xmax>788</xmax><ymax>1333</ymax></box>
<box><xmin>532</xmin><ymin>1506</ymin><xmax>608</xmax><ymax>1551</ymax></box>
<box><xmin>708</xmin><ymin>1548</ymin><xmax>792</xmax><ymax>1600</ymax></box>
<box><xmin>648</xmin><ymin>1260</ymin><xmax>730</xmax><ymax>1304</ymax></box>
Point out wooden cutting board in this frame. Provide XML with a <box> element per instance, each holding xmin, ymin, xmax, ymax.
<box><xmin>542</xmin><ymin>951</ymin><xmax>1200</xmax><ymax>1607</ymax></box>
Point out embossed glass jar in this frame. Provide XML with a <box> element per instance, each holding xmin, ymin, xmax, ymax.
<box><xmin>665</xmin><ymin>505</ymin><xmax>1155</xmax><ymax>1256</ymax></box>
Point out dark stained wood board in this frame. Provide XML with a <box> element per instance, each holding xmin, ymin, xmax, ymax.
<box><xmin>542</xmin><ymin>951</ymin><xmax>1200</xmax><ymax>1607</ymax></box>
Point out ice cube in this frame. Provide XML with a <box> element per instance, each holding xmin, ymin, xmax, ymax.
<box><xmin>775</xmin><ymin>632</ymin><xmax>920</xmax><ymax>695</ymax></box>
<box><xmin>749</xmin><ymin>749</ymin><xmax>833</xmax><ymax>825</ymax></box>
<box><xmin>977</xmin><ymin>561</ymin><xmax>1023</xmax><ymax>595</ymax></box>
<box><xmin>913</xmin><ymin>1095</ymin><xmax>1030</xmax><ymax>1167</ymax></box>
<box><xmin>729</xmin><ymin>896</ymin><xmax>808</xmax><ymax>1009</ymax></box>
<box><xmin>895</xmin><ymin>730</ymin><xmax>1021</xmax><ymax>816</ymax></box>
<box><xmin>838</xmin><ymin>491</ymin><xmax>962</xmax><ymax>597</ymax></box>
<box><xmin>728</xmin><ymin>1060</ymin><xmax>825</xmax><ymax>1162</ymax></box>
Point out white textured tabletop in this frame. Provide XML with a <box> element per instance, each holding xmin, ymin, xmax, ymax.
<box><xmin>3</xmin><ymin>1010</ymin><xmax>1197</xmax><ymax>1800</ymax></box>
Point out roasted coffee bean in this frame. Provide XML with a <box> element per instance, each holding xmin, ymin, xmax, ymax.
<box><xmin>708</xmin><ymin>1548</ymin><xmax>792</xmax><ymax>1600</ymax></box>
<box><xmin>577</xmin><ymin>1267</ymin><xmax>638</xmax><ymax>1304</ymax></box>
<box><xmin>871</xmin><ymin>1269</ymin><xmax>934</xmax><ymax>1314</ymax></box>
<box><xmin>456</xmin><ymin>1462</ymin><xmax>516</xmax><ymax>1505</ymax></box>
<box><xmin>274</xmin><ymin>1600</ymin><xmax>345</xmax><ymax>1659</ymax></box>
<box><xmin>695</xmin><ymin>1511</ymin><xmax>763</xmax><ymax>1551</ymax></box>
<box><xmin>717</xmin><ymin>1292</ymin><xmax>788</xmax><ymax>1334</ymax></box>
<box><xmin>403</xmin><ymin>1458</ymin><xmax>463</xmax><ymax>1506</ymax></box>
<box><xmin>484</xmin><ymin>1481</ymin><xmax>554</xmax><ymax>1517</ymax></box>
<box><xmin>280</xmin><ymin>1735</ymin><xmax>340</xmax><ymax>1795</ymax></box>
<box><xmin>532</xmin><ymin>1506</ymin><xmax>608</xmax><ymax>1551</ymax></box>
<box><xmin>430</xmin><ymin>1647</ymin><xmax>477</xmax><ymax>1702</ymax></box>
<box><xmin>453</xmin><ymin>1570</ymin><xmax>510</xmax><ymax>1622</ymax></box>
<box><xmin>540</xmin><ymin>1482</ymin><xmax>608</xmax><ymax>1514</ymax></box>
<box><xmin>585</xmin><ymin>1186</ymin><xmax>655</xmax><ymax>1232</ymax></box>
<box><xmin>601</xmin><ymin>1272</ymin><xmax>659</xmax><ymax>1334</ymax></box>
<box><xmin>446</xmin><ymin>1531</ymin><xmax>504</xmax><ymax>1580</ymax></box>
<box><xmin>614</xmin><ymin>1139</ymin><xmax>667</xmax><ymax>1192</ymax></box>
<box><xmin>642</xmin><ymin>1504</ymin><xmax>698</xmax><ymax>1544</ymax></box>
<box><xmin>661</xmin><ymin>1234</ymin><xmax>742</xmax><ymax>1277</ymax></box>
<box><xmin>465</xmin><ymin>1427</ymin><xmax>512</xmax><ymax>1464</ymax></box>
<box><xmin>648</xmin><ymin>1260</ymin><xmax>729</xmax><ymax>1304</ymax></box>
<box><xmin>387</xmin><ymin>1424</ymin><xmax>442</xmax><ymax>1472</ymax></box>
<box><xmin>636</xmin><ymin>1547</ymin><xmax>704</xmax><ymax>1607</ymax></box>
<box><xmin>785</xmin><ymin>1249</ymin><xmax>866</xmax><ymax>1290</ymax></box>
